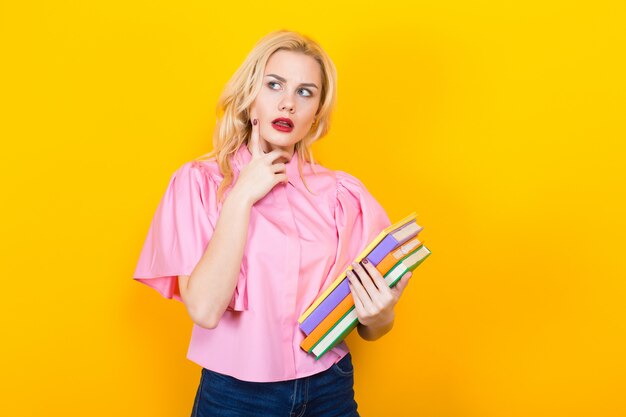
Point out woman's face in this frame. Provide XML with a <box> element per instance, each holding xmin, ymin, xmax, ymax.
<box><xmin>249</xmin><ymin>50</ymin><xmax>322</xmax><ymax>158</ymax></box>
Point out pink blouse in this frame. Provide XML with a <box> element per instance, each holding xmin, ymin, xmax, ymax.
<box><xmin>132</xmin><ymin>143</ymin><xmax>391</xmax><ymax>382</ymax></box>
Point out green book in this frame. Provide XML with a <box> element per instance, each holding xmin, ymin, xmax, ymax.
<box><xmin>310</xmin><ymin>244</ymin><xmax>432</xmax><ymax>359</ymax></box>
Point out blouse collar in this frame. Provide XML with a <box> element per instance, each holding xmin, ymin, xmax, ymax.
<box><xmin>233</xmin><ymin>142</ymin><xmax>305</xmax><ymax>188</ymax></box>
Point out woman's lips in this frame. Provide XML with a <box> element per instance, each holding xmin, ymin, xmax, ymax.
<box><xmin>272</xmin><ymin>123</ymin><xmax>293</xmax><ymax>133</ymax></box>
<box><xmin>272</xmin><ymin>118</ymin><xmax>294</xmax><ymax>133</ymax></box>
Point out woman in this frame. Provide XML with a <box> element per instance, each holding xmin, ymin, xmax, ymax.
<box><xmin>133</xmin><ymin>30</ymin><xmax>413</xmax><ymax>417</ymax></box>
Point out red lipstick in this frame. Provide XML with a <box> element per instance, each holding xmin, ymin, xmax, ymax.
<box><xmin>271</xmin><ymin>117</ymin><xmax>294</xmax><ymax>133</ymax></box>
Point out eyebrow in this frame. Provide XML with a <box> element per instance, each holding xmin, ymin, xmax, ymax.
<box><xmin>265</xmin><ymin>73</ymin><xmax>319</xmax><ymax>89</ymax></box>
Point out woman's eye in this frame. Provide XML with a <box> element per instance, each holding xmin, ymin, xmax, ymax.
<box><xmin>267</xmin><ymin>82</ymin><xmax>311</xmax><ymax>97</ymax></box>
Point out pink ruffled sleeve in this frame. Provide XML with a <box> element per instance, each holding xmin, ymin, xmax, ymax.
<box><xmin>334</xmin><ymin>170</ymin><xmax>392</xmax><ymax>274</ymax></box>
<box><xmin>132</xmin><ymin>161</ymin><xmax>247</xmax><ymax>311</ymax></box>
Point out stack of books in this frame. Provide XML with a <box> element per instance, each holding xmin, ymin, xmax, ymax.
<box><xmin>298</xmin><ymin>212</ymin><xmax>431</xmax><ymax>359</ymax></box>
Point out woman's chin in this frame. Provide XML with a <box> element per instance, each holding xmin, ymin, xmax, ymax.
<box><xmin>264</xmin><ymin>136</ymin><xmax>299</xmax><ymax>150</ymax></box>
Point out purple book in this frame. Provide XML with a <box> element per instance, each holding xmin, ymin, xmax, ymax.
<box><xmin>299</xmin><ymin>221</ymin><xmax>422</xmax><ymax>335</ymax></box>
<box><xmin>300</xmin><ymin>278</ymin><xmax>351</xmax><ymax>335</ymax></box>
<box><xmin>366</xmin><ymin>221</ymin><xmax>422</xmax><ymax>265</ymax></box>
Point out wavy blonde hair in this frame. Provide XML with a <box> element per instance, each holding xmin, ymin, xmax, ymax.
<box><xmin>195</xmin><ymin>30</ymin><xmax>337</xmax><ymax>203</ymax></box>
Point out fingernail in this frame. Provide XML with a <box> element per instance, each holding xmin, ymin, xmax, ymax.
<box><xmin>362</xmin><ymin>258</ymin><xmax>369</xmax><ymax>265</ymax></box>
<box><xmin>253</xmin><ymin>119</ymin><xmax>257</xmax><ymax>126</ymax></box>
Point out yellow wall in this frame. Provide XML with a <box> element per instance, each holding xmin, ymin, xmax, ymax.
<box><xmin>1</xmin><ymin>1</ymin><xmax>625</xmax><ymax>416</ymax></box>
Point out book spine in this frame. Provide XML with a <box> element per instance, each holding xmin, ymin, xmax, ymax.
<box><xmin>311</xmin><ymin>307</ymin><xmax>358</xmax><ymax>359</ymax></box>
<box><xmin>311</xmin><ymin>306</ymin><xmax>359</xmax><ymax>360</ymax></box>
<box><xmin>301</xmin><ymin>294</ymin><xmax>355</xmax><ymax>352</ymax></box>
<box><xmin>384</xmin><ymin>246</ymin><xmax>432</xmax><ymax>288</ymax></box>
<box><xmin>366</xmin><ymin>235</ymin><xmax>400</xmax><ymax>265</ymax></box>
<box><xmin>377</xmin><ymin>240</ymin><xmax>423</xmax><ymax>273</ymax></box>
<box><xmin>300</xmin><ymin>278</ymin><xmax>351</xmax><ymax>335</ymax></box>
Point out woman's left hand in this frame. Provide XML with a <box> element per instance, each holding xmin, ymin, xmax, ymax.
<box><xmin>347</xmin><ymin>259</ymin><xmax>412</xmax><ymax>329</ymax></box>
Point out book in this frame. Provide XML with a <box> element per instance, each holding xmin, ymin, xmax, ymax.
<box><xmin>375</xmin><ymin>235</ymin><xmax>423</xmax><ymax>275</ymax></box>
<box><xmin>300</xmin><ymin>241</ymin><xmax>427</xmax><ymax>352</ymax></box>
<box><xmin>298</xmin><ymin>212</ymin><xmax>420</xmax><ymax>324</ymax></box>
<box><xmin>308</xmin><ymin>244</ymin><xmax>432</xmax><ymax>359</ymax></box>
<box><xmin>364</xmin><ymin>221</ymin><xmax>423</xmax><ymax>265</ymax></box>
<box><xmin>300</xmin><ymin>292</ymin><xmax>355</xmax><ymax>352</ymax></box>
<box><xmin>299</xmin><ymin>236</ymin><xmax>424</xmax><ymax>336</ymax></box>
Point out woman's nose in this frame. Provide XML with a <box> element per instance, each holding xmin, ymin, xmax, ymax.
<box><xmin>279</xmin><ymin>96</ymin><xmax>295</xmax><ymax>113</ymax></box>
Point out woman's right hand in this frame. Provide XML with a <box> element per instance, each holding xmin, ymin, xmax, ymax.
<box><xmin>231</xmin><ymin>118</ymin><xmax>291</xmax><ymax>206</ymax></box>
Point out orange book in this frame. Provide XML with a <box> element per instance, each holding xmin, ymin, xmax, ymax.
<box><xmin>301</xmin><ymin>294</ymin><xmax>355</xmax><ymax>352</ymax></box>
<box><xmin>376</xmin><ymin>236</ymin><xmax>423</xmax><ymax>274</ymax></box>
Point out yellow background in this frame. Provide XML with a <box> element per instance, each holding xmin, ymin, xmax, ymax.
<box><xmin>1</xmin><ymin>1</ymin><xmax>625</xmax><ymax>416</ymax></box>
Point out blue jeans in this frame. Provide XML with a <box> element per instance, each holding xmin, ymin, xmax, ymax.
<box><xmin>190</xmin><ymin>353</ymin><xmax>360</xmax><ymax>417</ymax></box>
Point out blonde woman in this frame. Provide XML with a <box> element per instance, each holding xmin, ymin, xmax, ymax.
<box><xmin>133</xmin><ymin>30</ymin><xmax>413</xmax><ymax>417</ymax></box>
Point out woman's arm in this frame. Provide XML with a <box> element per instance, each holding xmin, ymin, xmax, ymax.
<box><xmin>178</xmin><ymin>188</ymin><xmax>253</xmax><ymax>329</ymax></box>
<box><xmin>357</xmin><ymin>320</ymin><xmax>395</xmax><ymax>341</ymax></box>
<box><xmin>177</xmin><ymin>120</ymin><xmax>290</xmax><ymax>329</ymax></box>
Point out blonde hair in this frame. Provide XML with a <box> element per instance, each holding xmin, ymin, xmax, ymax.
<box><xmin>195</xmin><ymin>30</ymin><xmax>338</xmax><ymax>203</ymax></box>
